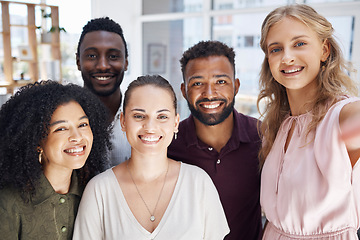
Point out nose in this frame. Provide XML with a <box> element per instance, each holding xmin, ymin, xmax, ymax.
<box><xmin>143</xmin><ymin>118</ymin><xmax>156</xmax><ymax>133</ymax></box>
<box><xmin>68</xmin><ymin>128</ymin><xmax>83</xmax><ymax>142</ymax></box>
<box><xmin>281</xmin><ymin>48</ymin><xmax>295</xmax><ymax>65</ymax></box>
<box><xmin>201</xmin><ymin>83</ymin><xmax>217</xmax><ymax>98</ymax></box>
<box><xmin>96</xmin><ymin>55</ymin><xmax>110</xmax><ymax>71</ymax></box>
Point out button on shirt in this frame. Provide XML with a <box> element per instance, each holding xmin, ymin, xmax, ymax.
<box><xmin>168</xmin><ymin>110</ymin><xmax>262</xmax><ymax>240</ymax></box>
<box><xmin>0</xmin><ymin>171</ymin><xmax>83</xmax><ymax>240</ymax></box>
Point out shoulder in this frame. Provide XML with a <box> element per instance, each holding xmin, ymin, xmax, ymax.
<box><xmin>339</xmin><ymin>98</ymin><xmax>360</xmax><ymax>125</ymax></box>
<box><xmin>180</xmin><ymin>163</ymin><xmax>212</xmax><ymax>182</ymax></box>
<box><xmin>85</xmin><ymin>169</ymin><xmax>115</xmax><ymax>190</ymax></box>
<box><xmin>233</xmin><ymin>110</ymin><xmax>261</xmax><ymax>142</ymax></box>
<box><xmin>0</xmin><ymin>186</ymin><xmax>23</xmax><ymax>213</ymax></box>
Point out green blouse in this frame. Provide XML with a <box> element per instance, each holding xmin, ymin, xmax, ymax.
<box><xmin>0</xmin><ymin>172</ymin><xmax>83</xmax><ymax>240</ymax></box>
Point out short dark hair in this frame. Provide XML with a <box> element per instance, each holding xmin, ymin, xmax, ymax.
<box><xmin>180</xmin><ymin>40</ymin><xmax>236</xmax><ymax>80</ymax></box>
<box><xmin>123</xmin><ymin>75</ymin><xmax>177</xmax><ymax>114</ymax></box>
<box><xmin>77</xmin><ymin>17</ymin><xmax>128</xmax><ymax>58</ymax></box>
<box><xmin>0</xmin><ymin>80</ymin><xmax>112</xmax><ymax>194</ymax></box>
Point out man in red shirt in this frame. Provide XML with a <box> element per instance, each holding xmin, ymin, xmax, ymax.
<box><xmin>168</xmin><ymin>40</ymin><xmax>262</xmax><ymax>240</ymax></box>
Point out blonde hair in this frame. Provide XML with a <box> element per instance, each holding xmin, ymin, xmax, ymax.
<box><xmin>257</xmin><ymin>4</ymin><xmax>358</xmax><ymax>167</ymax></box>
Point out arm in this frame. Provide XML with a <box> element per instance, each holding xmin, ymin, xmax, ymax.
<box><xmin>339</xmin><ymin>100</ymin><xmax>360</xmax><ymax>167</ymax></box>
<box><xmin>202</xmin><ymin>174</ymin><xmax>230</xmax><ymax>240</ymax></box>
<box><xmin>72</xmin><ymin>180</ymin><xmax>103</xmax><ymax>240</ymax></box>
<box><xmin>0</xmin><ymin>191</ymin><xmax>20</xmax><ymax>239</ymax></box>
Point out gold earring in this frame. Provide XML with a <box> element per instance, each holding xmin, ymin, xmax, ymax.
<box><xmin>38</xmin><ymin>149</ymin><xmax>43</xmax><ymax>164</ymax></box>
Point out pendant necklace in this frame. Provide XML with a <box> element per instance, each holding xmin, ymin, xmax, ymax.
<box><xmin>127</xmin><ymin>160</ymin><xmax>169</xmax><ymax>222</ymax></box>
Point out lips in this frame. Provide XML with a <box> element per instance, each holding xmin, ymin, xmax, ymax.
<box><xmin>281</xmin><ymin>67</ymin><xmax>304</xmax><ymax>74</ymax></box>
<box><xmin>139</xmin><ymin>135</ymin><xmax>162</xmax><ymax>144</ymax></box>
<box><xmin>64</xmin><ymin>146</ymin><xmax>86</xmax><ymax>155</ymax></box>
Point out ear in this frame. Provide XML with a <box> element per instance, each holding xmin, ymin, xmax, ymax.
<box><xmin>234</xmin><ymin>78</ymin><xmax>240</xmax><ymax>95</ymax></box>
<box><xmin>180</xmin><ymin>83</ymin><xmax>187</xmax><ymax>99</ymax></box>
<box><xmin>321</xmin><ymin>39</ymin><xmax>331</xmax><ymax>62</ymax></box>
<box><xmin>174</xmin><ymin>113</ymin><xmax>180</xmax><ymax>131</ymax></box>
<box><xmin>120</xmin><ymin>112</ymin><xmax>126</xmax><ymax>132</ymax></box>
<box><xmin>76</xmin><ymin>53</ymin><xmax>81</xmax><ymax>71</ymax></box>
<box><xmin>124</xmin><ymin>58</ymin><xmax>129</xmax><ymax>71</ymax></box>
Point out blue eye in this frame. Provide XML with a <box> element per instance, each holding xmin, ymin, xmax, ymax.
<box><xmin>295</xmin><ymin>42</ymin><xmax>305</xmax><ymax>47</ymax></box>
<box><xmin>270</xmin><ymin>48</ymin><xmax>281</xmax><ymax>53</ymax></box>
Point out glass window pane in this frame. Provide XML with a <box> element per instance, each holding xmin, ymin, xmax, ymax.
<box><xmin>306</xmin><ymin>0</ymin><xmax>356</xmax><ymax>3</ymax></box>
<box><xmin>143</xmin><ymin>0</ymin><xmax>202</xmax><ymax>14</ymax></box>
<box><xmin>9</xmin><ymin>3</ymin><xmax>27</xmax><ymax>26</ymax></box>
<box><xmin>212</xmin><ymin>13</ymin><xmax>266</xmax><ymax>117</ymax></box>
<box><xmin>143</xmin><ymin>18</ymin><xmax>203</xmax><ymax>119</ymax></box>
<box><xmin>212</xmin><ymin>0</ymin><xmax>289</xmax><ymax>10</ymax></box>
<box><xmin>327</xmin><ymin>16</ymin><xmax>354</xmax><ymax>61</ymax></box>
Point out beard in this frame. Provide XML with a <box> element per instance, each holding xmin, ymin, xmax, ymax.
<box><xmin>187</xmin><ymin>97</ymin><xmax>235</xmax><ymax>126</ymax></box>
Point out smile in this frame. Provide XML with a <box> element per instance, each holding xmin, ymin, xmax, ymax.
<box><xmin>94</xmin><ymin>76</ymin><xmax>111</xmax><ymax>81</ymax></box>
<box><xmin>201</xmin><ymin>103</ymin><xmax>221</xmax><ymax>109</ymax></box>
<box><xmin>139</xmin><ymin>135</ymin><xmax>162</xmax><ymax>142</ymax></box>
<box><xmin>282</xmin><ymin>67</ymin><xmax>304</xmax><ymax>74</ymax></box>
<box><xmin>64</xmin><ymin>146</ymin><xmax>85</xmax><ymax>154</ymax></box>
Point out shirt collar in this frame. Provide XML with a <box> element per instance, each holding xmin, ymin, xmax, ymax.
<box><xmin>184</xmin><ymin>110</ymin><xmax>254</xmax><ymax>150</ymax></box>
<box><xmin>31</xmin><ymin>171</ymin><xmax>82</xmax><ymax>205</ymax></box>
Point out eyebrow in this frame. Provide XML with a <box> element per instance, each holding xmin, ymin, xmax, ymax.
<box><xmin>131</xmin><ymin>108</ymin><xmax>170</xmax><ymax>113</ymax></box>
<box><xmin>267</xmin><ymin>35</ymin><xmax>309</xmax><ymax>48</ymax></box>
<box><xmin>83</xmin><ymin>47</ymin><xmax>122</xmax><ymax>53</ymax></box>
<box><xmin>49</xmin><ymin>116</ymin><xmax>88</xmax><ymax>126</ymax></box>
<box><xmin>188</xmin><ymin>74</ymin><xmax>231</xmax><ymax>82</ymax></box>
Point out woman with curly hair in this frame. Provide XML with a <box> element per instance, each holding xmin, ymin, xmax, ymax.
<box><xmin>0</xmin><ymin>80</ymin><xmax>111</xmax><ymax>239</ymax></box>
<box><xmin>257</xmin><ymin>4</ymin><xmax>360</xmax><ymax>239</ymax></box>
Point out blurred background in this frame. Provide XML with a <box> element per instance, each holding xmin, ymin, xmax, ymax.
<box><xmin>0</xmin><ymin>0</ymin><xmax>359</xmax><ymax>120</ymax></box>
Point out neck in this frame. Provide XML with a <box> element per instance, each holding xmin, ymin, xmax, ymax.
<box><xmin>43</xmin><ymin>168</ymin><xmax>72</xmax><ymax>194</ymax></box>
<box><xmin>127</xmin><ymin>151</ymin><xmax>169</xmax><ymax>182</ymax></box>
<box><xmin>193</xmin><ymin>112</ymin><xmax>234</xmax><ymax>153</ymax></box>
<box><xmin>98</xmin><ymin>89</ymin><xmax>122</xmax><ymax>120</ymax></box>
<box><xmin>287</xmin><ymin>88</ymin><xmax>316</xmax><ymax>116</ymax></box>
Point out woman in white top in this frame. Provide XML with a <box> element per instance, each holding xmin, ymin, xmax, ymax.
<box><xmin>73</xmin><ymin>75</ymin><xmax>229</xmax><ymax>240</ymax></box>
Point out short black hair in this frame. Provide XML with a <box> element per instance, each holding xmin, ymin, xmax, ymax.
<box><xmin>180</xmin><ymin>40</ymin><xmax>236</xmax><ymax>80</ymax></box>
<box><xmin>0</xmin><ymin>80</ymin><xmax>112</xmax><ymax>194</ymax></box>
<box><xmin>77</xmin><ymin>17</ymin><xmax>128</xmax><ymax>58</ymax></box>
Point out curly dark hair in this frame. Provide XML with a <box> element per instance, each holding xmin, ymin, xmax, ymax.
<box><xmin>180</xmin><ymin>40</ymin><xmax>236</xmax><ymax>81</ymax></box>
<box><xmin>0</xmin><ymin>80</ymin><xmax>112</xmax><ymax>194</ymax></box>
<box><xmin>76</xmin><ymin>16</ymin><xmax>128</xmax><ymax>58</ymax></box>
<box><xmin>123</xmin><ymin>75</ymin><xmax>177</xmax><ymax>114</ymax></box>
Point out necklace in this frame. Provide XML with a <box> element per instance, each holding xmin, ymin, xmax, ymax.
<box><xmin>127</xmin><ymin>160</ymin><xmax>169</xmax><ymax>222</ymax></box>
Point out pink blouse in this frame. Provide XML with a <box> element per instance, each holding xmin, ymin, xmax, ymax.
<box><xmin>261</xmin><ymin>97</ymin><xmax>360</xmax><ymax>239</ymax></box>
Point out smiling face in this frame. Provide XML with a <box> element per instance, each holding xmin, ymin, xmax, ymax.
<box><xmin>77</xmin><ymin>30</ymin><xmax>128</xmax><ymax>97</ymax></box>
<box><xmin>41</xmin><ymin>101</ymin><xmax>93</xmax><ymax>175</ymax></box>
<box><xmin>265</xmin><ymin>17</ymin><xmax>330</xmax><ymax>95</ymax></box>
<box><xmin>181</xmin><ymin>55</ymin><xmax>239</xmax><ymax>126</ymax></box>
<box><xmin>121</xmin><ymin>85</ymin><xmax>179</xmax><ymax>156</ymax></box>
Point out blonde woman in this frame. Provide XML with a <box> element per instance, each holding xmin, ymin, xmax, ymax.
<box><xmin>258</xmin><ymin>4</ymin><xmax>360</xmax><ymax>239</ymax></box>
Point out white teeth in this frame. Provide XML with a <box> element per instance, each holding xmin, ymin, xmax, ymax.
<box><xmin>141</xmin><ymin>136</ymin><xmax>160</xmax><ymax>142</ymax></box>
<box><xmin>202</xmin><ymin>103</ymin><xmax>220</xmax><ymax>109</ymax></box>
<box><xmin>65</xmin><ymin>147</ymin><xmax>84</xmax><ymax>153</ymax></box>
<box><xmin>284</xmin><ymin>68</ymin><xmax>301</xmax><ymax>74</ymax></box>
<box><xmin>95</xmin><ymin>76</ymin><xmax>111</xmax><ymax>81</ymax></box>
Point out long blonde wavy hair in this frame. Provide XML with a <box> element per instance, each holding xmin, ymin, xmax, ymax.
<box><xmin>257</xmin><ymin>4</ymin><xmax>358</xmax><ymax>167</ymax></box>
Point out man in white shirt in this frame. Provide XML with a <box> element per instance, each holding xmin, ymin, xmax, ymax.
<box><xmin>76</xmin><ymin>17</ymin><xmax>131</xmax><ymax>166</ymax></box>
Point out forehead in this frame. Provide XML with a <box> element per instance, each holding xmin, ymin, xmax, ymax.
<box><xmin>267</xmin><ymin>17</ymin><xmax>316</xmax><ymax>43</ymax></box>
<box><xmin>184</xmin><ymin>55</ymin><xmax>234</xmax><ymax>81</ymax></box>
<box><xmin>51</xmin><ymin>101</ymin><xmax>85</xmax><ymax>120</ymax></box>
<box><xmin>127</xmin><ymin>85</ymin><xmax>174</xmax><ymax>109</ymax></box>
<box><xmin>80</xmin><ymin>30</ymin><xmax>125</xmax><ymax>52</ymax></box>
